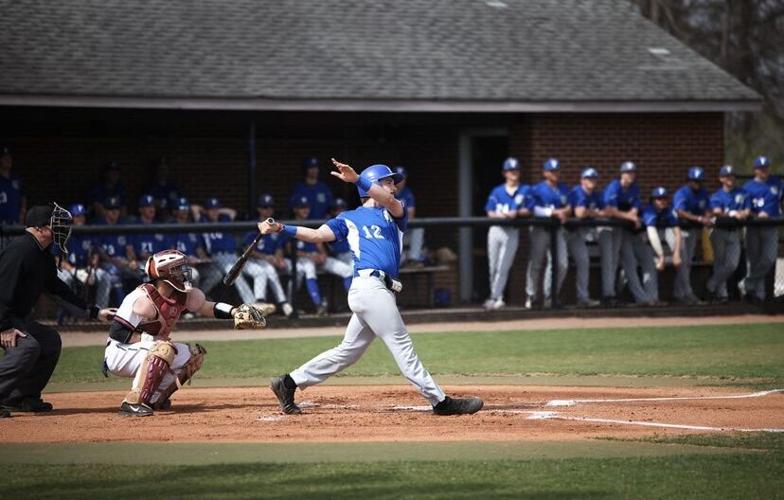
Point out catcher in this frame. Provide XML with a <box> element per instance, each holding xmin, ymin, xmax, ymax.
<box><xmin>104</xmin><ymin>249</ymin><xmax>271</xmax><ymax>417</ymax></box>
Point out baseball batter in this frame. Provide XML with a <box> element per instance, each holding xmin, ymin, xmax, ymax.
<box><xmin>672</xmin><ymin>167</ymin><xmax>712</xmax><ymax>304</ymax></box>
<box><xmin>742</xmin><ymin>156</ymin><xmax>782</xmax><ymax>302</ymax></box>
<box><xmin>706</xmin><ymin>166</ymin><xmax>749</xmax><ymax>303</ymax></box>
<box><xmin>104</xmin><ymin>249</ymin><xmax>270</xmax><ymax>416</ymax></box>
<box><xmin>526</xmin><ymin>158</ymin><xmax>570</xmax><ymax>308</ymax></box>
<box><xmin>266</xmin><ymin>159</ymin><xmax>483</xmax><ymax>416</ymax></box>
<box><xmin>484</xmin><ymin>157</ymin><xmax>529</xmax><ymax>310</ymax></box>
<box><xmin>566</xmin><ymin>168</ymin><xmax>604</xmax><ymax>307</ymax></box>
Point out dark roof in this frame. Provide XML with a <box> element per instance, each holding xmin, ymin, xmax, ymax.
<box><xmin>0</xmin><ymin>0</ymin><xmax>760</xmax><ymax>111</ymax></box>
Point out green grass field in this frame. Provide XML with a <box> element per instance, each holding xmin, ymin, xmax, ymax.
<box><xmin>4</xmin><ymin>322</ymin><xmax>784</xmax><ymax>499</ymax></box>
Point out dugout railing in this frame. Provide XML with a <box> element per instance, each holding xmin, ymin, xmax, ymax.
<box><xmin>1</xmin><ymin>215</ymin><xmax>783</xmax><ymax>323</ymax></box>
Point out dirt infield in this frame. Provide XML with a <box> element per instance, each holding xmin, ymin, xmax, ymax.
<box><xmin>2</xmin><ymin>385</ymin><xmax>782</xmax><ymax>444</ymax></box>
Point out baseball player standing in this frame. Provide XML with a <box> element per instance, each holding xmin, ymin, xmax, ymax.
<box><xmin>641</xmin><ymin>187</ymin><xmax>682</xmax><ymax>303</ymax></box>
<box><xmin>566</xmin><ymin>168</ymin><xmax>604</xmax><ymax>307</ymax></box>
<box><xmin>484</xmin><ymin>157</ymin><xmax>529</xmax><ymax>310</ymax></box>
<box><xmin>267</xmin><ymin>159</ymin><xmax>483</xmax><ymax>416</ymax></box>
<box><xmin>526</xmin><ymin>158</ymin><xmax>571</xmax><ymax>309</ymax></box>
<box><xmin>706</xmin><ymin>166</ymin><xmax>749</xmax><ymax>303</ymax></box>
<box><xmin>394</xmin><ymin>166</ymin><xmax>426</xmax><ymax>267</ymax></box>
<box><xmin>291</xmin><ymin>157</ymin><xmax>334</xmax><ymax>220</ymax></box>
<box><xmin>741</xmin><ymin>156</ymin><xmax>782</xmax><ymax>302</ymax></box>
<box><xmin>672</xmin><ymin>167</ymin><xmax>713</xmax><ymax>304</ymax></box>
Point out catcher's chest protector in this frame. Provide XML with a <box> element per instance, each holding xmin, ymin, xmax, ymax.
<box><xmin>140</xmin><ymin>284</ymin><xmax>187</xmax><ymax>340</ymax></box>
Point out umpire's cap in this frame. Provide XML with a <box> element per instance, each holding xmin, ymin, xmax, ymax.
<box><xmin>620</xmin><ymin>161</ymin><xmax>637</xmax><ymax>173</ymax></box>
<box><xmin>651</xmin><ymin>186</ymin><xmax>668</xmax><ymax>199</ymax></box>
<box><xmin>719</xmin><ymin>165</ymin><xmax>735</xmax><ymax>177</ymax></box>
<box><xmin>25</xmin><ymin>205</ymin><xmax>53</xmax><ymax>227</ymax></box>
<box><xmin>687</xmin><ymin>166</ymin><xmax>705</xmax><ymax>181</ymax></box>
<box><xmin>542</xmin><ymin>158</ymin><xmax>560</xmax><ymax>171</ymax></box>
<box><xmin>754</xmin><ymin>156</ymin><xmax>770</xmax><ymax>169</ymax></box>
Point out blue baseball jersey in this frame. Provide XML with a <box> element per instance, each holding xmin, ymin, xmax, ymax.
<box><xmin>291</xmin><ymin>181</ymin><xmax>334</xmax><ymax>219</ymax></box>
<box><xmin>673</xmin><ymin>185</ymin><xmax>710</xmax><ymax>216</ymax></box>
<box><xmin>484</xmin><ymin>184</ymin><xmax>529</xmax><ymax>214</ymax></box>
<box><xmin>97</xmin><ymin>220</ymin><xmax>130</xmax><ymax>258</ymax></box>
<box><xmin>0</xmin><ymin>173</ymin><xmax>24</xmax><ymax>224</ymax></box>
<box><xmin>66</xmin><ymin>234</ymin><xmax>96</xmax><ymax>267</ymax></box>
<box><xmin>396</xmin><ymin>187</ymin><xmax>416</xmax><ymax>210</ymax></box>
<box><xmin>531</xmin><ymin>181</ymin><xmax>570</xmax><ymax>210</ymax></box>
<box><xmin>131</xmin><ymin>227</ymin><xmax>172</xmax><ymax>257</ymax></box>
<box><xmin>243</xmin><ymin>231</ymin><xmax>287</xmax><ymax>256</ymax></box>
<box><xmin>642</xmin><ymin>205</ymin><xmax>678</xmax><ymax>228</ymax></box>
<box><xmin>329</xmin><ymin>236</ymin><xmax>351</xmax><ymax>255</ymax></box>
<box><xmin>710</xmin><ymin>187</ymin><xmax>749</xmax><ymax>213</ymax></box>
<box><xmin>326</xmin><ymin>205</ymin><xmax>408</xmax><ymax>278</ymax></box>
<box><xmin>173</xmin><ymin>232</ymin><xmax>205</xmax><ymax>257</ymax></box>
<box><xmin>603</xmin><ymin>179</ymin><xmax>641</xmax><ymax>212</ymax></box>
<box><xmin>568</xmin><ymin>186</ymin><xmax>604</xmax><ymax>211</ymax></box>
<box><xmin>743</xmin><ymin>178</ymin><xmax>782</xmax><ymax>216</ymax></box>
<box><xmin>201</xmin><ymin>214</ymin><xmax>237</xmax><ymax>254</ymax></box>
<box><xmin>295</xmin><ymin>239</ymin><xmax>318</xmax><ymax>253</ymax></box>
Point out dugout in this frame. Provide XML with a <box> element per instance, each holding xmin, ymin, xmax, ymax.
<box><xmin>0</xmin><ymin>0</ymin><xmax>761</xmax><ymax>305</ymax></box>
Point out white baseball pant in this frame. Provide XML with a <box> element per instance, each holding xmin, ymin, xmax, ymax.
<box><xmin>242</xmin><ymin>259</ymin><xmax>288</xmax><ymax>303</ymax></box>
<box><xmin>487</xmin><ymin>226</ymin><xmax>519</xmax><ymax>301</ymax></box>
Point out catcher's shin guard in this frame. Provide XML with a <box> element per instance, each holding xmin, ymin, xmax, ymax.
<box><xmin>124</xmin><ymin>341</ymin><xmax>177</xmax><ymax>406</ymax></box>
<box><xmin>150</xmin><ymin>343</ymin><xmax>207</xmax><ymax>410</ymax></box>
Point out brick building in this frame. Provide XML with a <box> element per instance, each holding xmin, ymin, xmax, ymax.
<box><xmin>0</xmin><ymin>0</ymin><xmax>759</xmax><ymax>304</ymax></box>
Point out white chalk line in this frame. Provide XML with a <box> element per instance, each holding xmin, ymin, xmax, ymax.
<box><xmin>547</xmin><ymin>388</ymin><xmax>784</xmax><ymax>407</ymax></box>
<box><xmin>527</xmin><ymin>412</ymin><xmax>784</xmax><ymax>433</ymax></box>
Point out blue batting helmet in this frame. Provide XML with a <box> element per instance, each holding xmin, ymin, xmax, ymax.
<box><xmin>754</xmin><ymin>156</ymin><xmax>770</xmax><ymax>169</ymax></box>
<box><xmin>719</xmin><ymin>165</ymin><xmax>735</xmax><ymax>177</ymax></box>
<box><xmin>357</xmin><ymin>164</ymin><xmax>403</xmax><ymax>198</ymax></box>
<box><xmin>651</xmin><ymin>186</ymin><xmax>668</xmax><ymax>198</ymax></box>
<box><xmin>503</xmin><ymin>157</ymin><xmax>520</xmax><ymax>171</ymax></box>
<box><xmin>687</xmin><ymin>166</ymin><xmax>705</xmax><ymax>181</ymax></box>
<box><xmin>542</xmin><ymin>158</ymin><xmax>560</xmax><ymax>171</ymax></box>
<box><xmin>620</xmin><ymin>161</ymin><xmax>637</xmax><ymax>173</ymax></box>
<box><xmin>69</xmin><ymin>203</ymin><xmax>86</xmax><ymax>217</ymax></box>
<box><xmin>394</xmin><ymin>166</ymin><xmax>408</xmax><ymax>178</ymax></box>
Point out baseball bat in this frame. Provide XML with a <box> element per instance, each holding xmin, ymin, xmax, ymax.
<box><xmin>222</xmin><ymin>218</ymin><xmax>274</xmax><ymax>286</ymax></box>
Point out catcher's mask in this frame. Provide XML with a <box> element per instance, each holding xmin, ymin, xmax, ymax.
<box><xmin>145</xmin><ymin>249</ymin><xmax>193</xmax><ymax>293</ymax></box>
<box><xmin>50</xmin><ymin>202</ymin><xmax>74</xmax><ymax>254</ymax></box>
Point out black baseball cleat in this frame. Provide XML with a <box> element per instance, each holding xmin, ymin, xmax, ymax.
<box><xmin>432</xmin><ymin>396</ymin><xmax>484</xmax><ymax>416</ymax></box>
<box><xmin>118</xmin><ymin>402</ymin><xmax>154</xmax><ymax>417</ymax></box>
<box><xmin>1</xmin><ymin>397</ymin><xmax>54</xmax><ymax>413</ymax></box>
<box><xmin>270</xmin><ymin>375</ymin><xmax>302</xmax><ymax>414</ymax></box>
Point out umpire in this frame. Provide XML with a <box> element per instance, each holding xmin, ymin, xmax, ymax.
<box><xmin>0</xmin><ymin>203</ymin><xmax>112</xmax><ymax>417</ymax></box>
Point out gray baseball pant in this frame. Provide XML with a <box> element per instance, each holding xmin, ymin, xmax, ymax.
<box><xmin>707</xmin><ymin>228</ymin><xmax>742</xmax><ymax>299</ymax></box>
<box><xmin>620</xmin><ymin>231</ymin><xmax>656</xmax><ymax>303</ymax></box>
<box><xmin>487</xmin><ymin>226</ymin><xmax>519</xmax><ymax>301</ymax></box>
<box><xmin>526</xmin><ymin>226</ymin><xmax>568</xmax><ymax>301</ymax></box>
<box><xmin>673</xmin><ymin>229</ymin><xmax>698</xmax><ymax>301</ymax></box>
<box><xmin>744</xmin><ymin>226</ymin><xmax>779</xmax><ymax>300</ymax></box>
<box><xmin>566</xmin><ymin>228</ymin><xmax>593</xmax><ymax>302</ymax></box>
<box><xmin>598</xmin><ymin>227</ymin><xmax>622</xmax><ymax>298</ymax></box>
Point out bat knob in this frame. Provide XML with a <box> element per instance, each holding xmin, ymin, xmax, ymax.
<box><xmin>266</xmin><ymin>217</ymin><xmax>275</xmax><ymax>224</ymax></box>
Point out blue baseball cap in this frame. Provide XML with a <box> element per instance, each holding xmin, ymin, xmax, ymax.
<box><xmin>395</xmin><ymin>166</ymin><xmax>408</xmax><ymax>178</ymax></box>
<box><xmin>138</xmin><ymin>194</ymin><xmax>155</xmax><ymax>208</ymax></box>
<box><xmin>175</xmin><ymin>197</ymin><xmax>190</xmax><ymax>211</ymax></box>
<box><xmin>754</xmin><ymin>156</ymin><xmax>770</xmax><ymax>169</ymax></box>
<box><xmin>581</xmin><ymin>167</ymin><xmax>599</xmax><ymax>179</ymax></box>
<box><xmin>303</xmin><ymin>157</ymin><xmax>320</xmax><ymax>169</ymax></box>
<box><xmin>620</xmin><ymin>161</ymin><xmax>637</xmax><ymax>173</ymax></box>
<box><xmin>503</xmin><ymin>157</ymin><xmax>520</xmax><ymax>171</ymax></box>
<box><xmin>651</xmin><ymin>186</ymin><xmax>668</xmax><ymax>198</ymax></box>
<box><xmin>719</xmin><ymin>165</ymin><xmax>735</xmax><ymax>177</ymax></box>
<box><xmin>290</xmin><ymin>195</ymin><xmax>310</xmax><ymax>208</ymax></box>
<box><xmin>205</xmin><ymin>197</ymin><xmax>221</xmax><ymax>209</ymax></box>
<box><xmin>103</xmin><ymin>196</ymin><xmax>121</xmax><ymax>210</ymax></box>
<box><xmin>331</xmin><ymin>197</ymin><xmax>348</xmax><ymax>209</ymax></box>
<box><xmin>257</xmin><ymin>193</ymin><xmax>275</xmax><ymax>208</ymax></box>
<box><xmin>687</xmin><ymin>166</ymin><xmax>705</xmax><ymax>181</ymax></box>
<box><xmin>69</xmin><ymin>203</ymin><xmax>87</xmax><ymax>217</ymax></box>
<box><xmin>542</xmin><ymin>158</ymin><xmax>560</xmax><ymax>171</ymax></box>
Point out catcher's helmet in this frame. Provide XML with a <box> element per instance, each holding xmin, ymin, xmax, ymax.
<box><xmin>687</xmin><ymin>166</ymin><xmax>705</xmax><ymax>181</ymax></box>
<box><xmin>145</xmin><ymin>249</ymin><xmax>193</xmax><ymax>293</ymax></box>
<box><xmin>357</xmin><ymin>164</ymin><xmax>403</xmax><ymax>198</ymax></box>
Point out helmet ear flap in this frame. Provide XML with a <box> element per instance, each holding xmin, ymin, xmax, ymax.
<box><xmin>145</xmin><ymin>256</ymin><xmax>158</xmax><ymax>279</ymax></box>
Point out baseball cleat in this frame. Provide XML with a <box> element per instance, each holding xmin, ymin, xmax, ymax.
<box><xmin>270</xmin><ymin>375</ymin><xmax>302</xmax><ymax>414</ymax></box>
<box><xmin>118</xmin><ymin>402</ymin><xmax>154</xmax><ymax>417</ymax></box>
<box><xmin>432</xmin><ymin>396</ymin><xmax>484</xmax><ymax>416</ymax></box>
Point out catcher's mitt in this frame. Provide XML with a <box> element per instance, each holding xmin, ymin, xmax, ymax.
<box><xmin>233</xmin><ymin>303</ymin><xmax>273</xmax><ymax>329</ymax></box>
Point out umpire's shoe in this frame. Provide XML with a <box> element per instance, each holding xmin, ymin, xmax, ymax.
<box><xmin>118</xmin><ymin>402</ymin><xmax>153</xmax><ymax>417</ymax></box>
<box><xmin>433</xmin><ymin>396</ymin><xmax>484</xmax><ymax>416</ymax></box>
<box><xmin>270</xmin><ymin>374</ymin><xmax>302</xmax><ymax>414</ymax></box>
<box><xmin>1</xmin><ymin>397</ymin><xmax>54</xmax><ymax>412</ymax></box>
<box><xmin>0</xmin><ymin>408</ymin><xmax>10</xmax><ymax>418</ymax></box>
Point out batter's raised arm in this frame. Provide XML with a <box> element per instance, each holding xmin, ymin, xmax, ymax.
<box><xmin>331</xmin><ymin>158</ymin><xmax>404</xmax><ymax>218</ymax></box>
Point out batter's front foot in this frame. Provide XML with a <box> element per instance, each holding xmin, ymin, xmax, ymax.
<box><xmin>118</xmin><ymin>402</ymin><xmax>153</xmax><ymax>417</ymax></box>
<box><xmin>270</xmin><ymin>375</ymin><xmax>302</xmax><ymax>414</ymax></box>
<box><xmin>432</xmin><ymin>396</ymin><xmax>483</xmax><ymax>416</ymax></box>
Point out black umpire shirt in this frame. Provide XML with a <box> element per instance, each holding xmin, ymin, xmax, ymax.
<box><xmin>0</xmin><ymin>232</ymin><xmax>93</xmax><ymax>331</ymax></box>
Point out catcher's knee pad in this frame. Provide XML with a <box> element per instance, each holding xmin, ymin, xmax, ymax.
<box><xmin>124</xmin><ymin>341</ymin><xmax>177</xmax><ymax>406</ymax></box>
<box><xmin>149</xmin><ymin>343</ymin><xmax>206</xmax><ymax>410</ymax></box>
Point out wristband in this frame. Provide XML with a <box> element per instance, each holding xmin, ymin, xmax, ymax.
<box><xmin>214</xmin><ymin>302</ymin><xmax>235</xmax><ymax>319</ymax></box>
<box><xmin>282</xmin><ymin>224</ymin><xmax>298</xmax><ymax>237</ymax></box>
<box><xmin>355</xmin><ymin>175</ymin><xmax>373</xmax><ymax>194</ymax></box>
